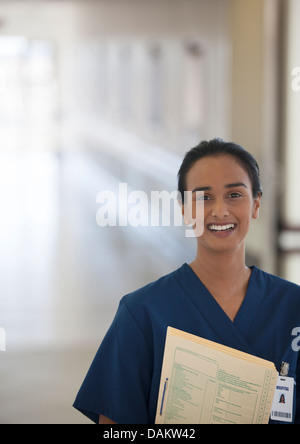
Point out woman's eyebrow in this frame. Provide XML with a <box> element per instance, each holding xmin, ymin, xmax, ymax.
<box><xmin>225</xmin><ymin>182</ymin><xmax>248</xmax><ymax>189</ymax></box>
<box><xmin>192</xmin><ymin>186</ymin><xmax>211</xmax><ymax>193</ymax></box>
<box><xmin>191</xmin><ymin>182</ymin><xmax>248</xmax><ymax>193</ymax></box>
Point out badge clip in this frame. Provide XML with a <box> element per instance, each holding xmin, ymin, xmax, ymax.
<box><xmin>280</xmin><ymin>362</ymin><xmax>290</xmax><ymax>377</ymax></box>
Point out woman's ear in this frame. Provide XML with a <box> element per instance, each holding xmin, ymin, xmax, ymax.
<box><xmin>252</xmin><ymin>193</ymin><xmax>261</xmax><ymax>220</ymax></box>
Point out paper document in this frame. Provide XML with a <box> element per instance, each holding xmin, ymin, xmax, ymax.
<box><xmin>155</xmin><ymin>327</ymin><xmax>278</xmax><ymax>424</ymax></box>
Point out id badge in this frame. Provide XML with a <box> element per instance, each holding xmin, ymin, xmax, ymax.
<box><xmin>270</xmin><ymin>376</ymin><xmax>294</xmax><ymax>423</ymax></box>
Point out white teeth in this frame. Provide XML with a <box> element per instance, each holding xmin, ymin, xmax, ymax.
<box><xmin>209</xmin><ymin>224</ymin><xmax>235</xmax><ymax>232</ymax></box>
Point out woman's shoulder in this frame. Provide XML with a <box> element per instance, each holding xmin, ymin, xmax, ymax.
<box><xmin>122</xmin><ymin>264</ymin><xmax>186</xmax><ymax>305</ymax></box>
<box><xmin>112</xmin><ymin>265</ymin><xmax>188</xmax><ymax>337</ymax></box>
<box><xmin>119</xmin><ymin>264</ymin><xmax>195</xmax><ymax>319</ymax></box>
<box><xmin>254</xmin><ymin>266</ymin><xmax>300</xmax><ymax>296</ymax></box>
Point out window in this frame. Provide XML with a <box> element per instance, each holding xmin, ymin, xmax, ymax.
<box><xmin>0</xmin><ymin>36</ymin><xmax>57</xmax><ymax>151</ymax></box>
<box><xmin>182</xmin><ymin>41</ymin><xmax>206</xmax><ymax>145</ymax></box>
<box><xmin>147</xmin><ymin>44</ymin><xmax>164</xmax><ymax>127</ymax></box>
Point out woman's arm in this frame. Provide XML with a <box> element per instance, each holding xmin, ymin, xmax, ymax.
<box><xmin>99</xmin><ymin>415</ymin><xmax>117</xmax><ymax>424</ymax></box>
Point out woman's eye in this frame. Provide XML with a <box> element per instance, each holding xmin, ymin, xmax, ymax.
<box><xmin>228</xmin><ymin>192</ymin><xmax>241</xmax><ymax>199</ymax></box>
<box><xmin>196</xmin><ymin>194</ymin><xmax>211</xmax><ymax>201</ymax></box>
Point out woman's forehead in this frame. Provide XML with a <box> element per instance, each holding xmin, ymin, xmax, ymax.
<box><xmin>185</xmin><ymin>154</ymin><xmax>251</xmax><ymax>188</ymax></box>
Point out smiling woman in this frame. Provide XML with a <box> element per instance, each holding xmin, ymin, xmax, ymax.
<box><xmin>73</xmin><ymin>139</ymin><xmax>300</xmax><ymax>425</ymax></box>
<box><xmin>177</xmin><ymin>142</ymin><xmax>262</xmax><ymax>321</ymax></box>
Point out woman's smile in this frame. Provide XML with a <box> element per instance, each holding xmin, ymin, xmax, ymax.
<box><xmin>207</xmin><ymin>223</ymin><xmax>237</xmax><ymax>237</ymax></box>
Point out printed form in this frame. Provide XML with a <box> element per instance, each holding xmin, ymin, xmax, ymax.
<box><xmin>155</xmin><ymin>327</ymin><xmax>278</xmax><ymax>424</ymax></box>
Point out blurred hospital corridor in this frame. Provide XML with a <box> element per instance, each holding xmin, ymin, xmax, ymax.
<box><xmin>0</xmin><ymin>147</ymin><xmax>189</xmax><ymax>423</ymax></box>
<box><xmin>0</xmin><ymin>0</ymin><xmax>300</xmax><ymax>424</ymax></box>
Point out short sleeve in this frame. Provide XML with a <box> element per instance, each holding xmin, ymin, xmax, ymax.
<box><xmin>73</xmin><ymin>297</ymin><xmax>154</xmax><ymax>424</ymax></box>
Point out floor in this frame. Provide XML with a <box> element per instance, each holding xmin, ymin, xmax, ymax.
<box><xmin>0</xmin><ymin>147</ymin><xmax>195</xmax><ymax>424</ymax></box>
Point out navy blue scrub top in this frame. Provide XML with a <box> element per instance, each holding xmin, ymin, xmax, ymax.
<box><xmin>73</xmin><ymin>264</ymin><xmax>300</xmax><ymax>424</ymax></box>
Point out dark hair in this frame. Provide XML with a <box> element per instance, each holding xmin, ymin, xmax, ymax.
<box><xmin>177</xmin><ymin>138</ymin><xmax>263</xmax><ymax>203</ymax></box>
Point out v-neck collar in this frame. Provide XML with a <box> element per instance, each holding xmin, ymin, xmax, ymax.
<box><xmin>175</xmin><ymin>263</ymin><xmax>263</xmax><ymax>355</ymax></box>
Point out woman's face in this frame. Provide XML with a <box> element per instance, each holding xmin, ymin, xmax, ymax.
<box><xmin>183</xmin><ymin>154</ymin><xmax>261</xmax><ymax>254</ymax></box>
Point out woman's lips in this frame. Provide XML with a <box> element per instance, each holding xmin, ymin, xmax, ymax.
<box><xmin>207</xmin><ymin>223</ymin><xmax>237</xmax><ymax>236</ymax></box>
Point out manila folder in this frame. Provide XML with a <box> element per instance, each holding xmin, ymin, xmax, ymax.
<box><xmin>155</xmin><ymin>327</ymin><xmax>278</xmax><ymax>424</ymax></box>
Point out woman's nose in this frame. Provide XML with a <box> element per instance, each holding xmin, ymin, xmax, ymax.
<box><xmin>211</xmin><ymin>199</ymin><xmax>229</xmax><ymax>218</ymax></box>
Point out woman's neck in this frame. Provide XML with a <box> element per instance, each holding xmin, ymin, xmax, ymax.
<box><xmin>190</xmin><ymin>245</ymin><xmax>249</xmax><ymax>288</ymax></box>
<box><xmin>189</xmin><ymin>246</ymin><xmax>251</xmax><ymax>322</ymax></box>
